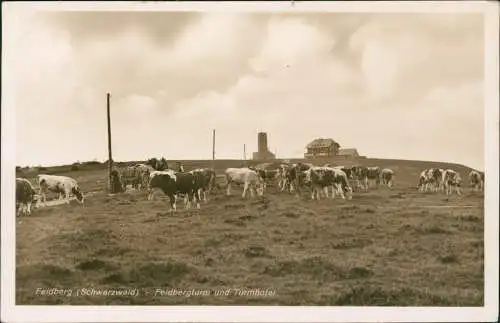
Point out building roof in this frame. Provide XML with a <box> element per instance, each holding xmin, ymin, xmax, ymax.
<box><xmin>306</xmin><ymin>138</ymin><xmax>339</xmax><ymax>149</ymax></box>
<box><xmin>338</xmin><ymin>148</ymin><xmax>359</xmax><ymax>156</ymax></box>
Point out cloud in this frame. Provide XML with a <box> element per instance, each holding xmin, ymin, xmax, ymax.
<box><xmin>349</xmin><ymin>13</ymin><xmax>483</xmax><ymax>103</ymax></box>
<box><xmin>8</xmin><ymin>10</ymin><xmax>485</xmax><ymax>169</ymax></box>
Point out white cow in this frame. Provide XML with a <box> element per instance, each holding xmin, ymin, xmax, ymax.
<box><xmin>38</xmin><ymin>174</ymin><xmax>84</xmax><ymax>205</ymax></box>
<box><xmin>381</xmin><ymin>168</ymin><xmax>394</xmax><ymax>188</ymax></box>
<box><xmin>225</xmin><ymin>168</ymin><xmax>263</xmax><ymax>198</ymax></box>
<box><xmin>441</xmin><ymin>169</ymin><xmax>462</xmax><ymax>196</ymax></box>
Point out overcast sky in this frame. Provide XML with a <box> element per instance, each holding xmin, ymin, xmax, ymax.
<box><xmin>7</xmin><ymin>8</ymin><xmax>484</xmax><ymax>169</ymax></box>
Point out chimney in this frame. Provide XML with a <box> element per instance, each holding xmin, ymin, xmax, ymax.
<box><xmin>258</xmin><ymin>132</ymin><xmax>268</xmax><ymax>153</ymax></box>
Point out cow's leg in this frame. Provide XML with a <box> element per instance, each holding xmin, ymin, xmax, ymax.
<box><xmin>323</xmin><ymin>186</ymin><xmax>329</xmax><ymax>199</ymax></box>
<box><xmin>195</xmin><ymin>190</ymin><xmax>201</xmax><ymax>209</ymax></box>
<box><xmin>185</xmin><ymin>193</ymin><xmax>192</xmax><ymax>210</ymax></box>
<box><xmin>242</xmin><ymin>182</ymin><xmax>248</xmax><ymax>198</ymax></box>
<box><xmin>331</xmin><ymin>185</ymin><xmax>336</xmax><ymax>199</ymax></box>
<box><xmin>456</xmin><ymin>186</ymin><xmax>462</xmax><ymax>196</ymax></box>
<box><xmin>169</xmin><ymin>194</ymin><xmax>177</xmax><ymax>213</ymax></box>
<box><xmin>226</xmin><ymin>182</ymin><xmax>232</xmax><ymax>196</ymax></box>
<box><xmin>337</xmin><ymin>184</ymin><xmax>346</xmax><ymax>199</ymax></box>
<box><xmin>17</xmin><ymin>204</ymin><xmax>23</xmax><ymax>217</ymax></box>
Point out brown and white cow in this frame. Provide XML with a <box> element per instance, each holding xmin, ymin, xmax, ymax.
<box><xmin>442</xmin><ymin>169</ymin><xmax>462</xmax><ymax>196</ymax></box>
<box><xmin>469</xmin><ymin>170</ymin><xmax>484</xmax><ymax>192</ymax></box>
<box><xmin>282</xmin><ymin>163</ymin><xmax>313</xmax><ymax>194</ymax></box>
<box><xmin>366</xmin><ymin>167</ymin><xmax>381</xmax><ymax>189</ymax></box>
<box><xmin>225</xmin><ymin>168</ymin><xmax>263</xmax><ymax>198</ymax></box>
<box><xmin>304</xmin><ymin>166</ymin><xmax>353</xmax><ymax>200</ymax></box>
<box><xmin>418</xmin><ymin>168</ymin><xmax>444</xmax><ymax>193</ymax></box>
<box><xmin>276</xmin><ymin>163</ymin><xmax>292</xmax><ymax>192</ymax></box>
<box><xmin>249</xmin><ymin>165</ymin><xmax>280</xmax><ymax>193</ymax></box>
<box><xmin>351</xmin><ymin>166</ymin><xmax>368</xmax><ymax>191</ymax></box>
<box><xmin>37</xmin><ymin>174</ymin><xmax>84</xmax><ymax>205</ymax></box>
<box><xmin>148</xmin><ymin>171</ymin><xmax>201</xmax><ymax>211</ymax></box>
<box><xmin>16</xmin><ymin>178</ymin><xmax>38</xmax><ymax>216</ymax></box>
<box><xmin>189</xmin><ymin>168</ymin><xmax>216</xmax><ymax>202</ymax></box>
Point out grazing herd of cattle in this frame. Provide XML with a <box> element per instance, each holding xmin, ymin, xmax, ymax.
<box><xmin>15</xmin><ymin>161</ymin><xmax>485</xmax><ymax>216</ymax></box>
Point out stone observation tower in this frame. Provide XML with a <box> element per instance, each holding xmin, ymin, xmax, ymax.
<box><xmin>252</xmin><ymin>132</ymin><xmax>276</xmax><ymax>160</ymax></box>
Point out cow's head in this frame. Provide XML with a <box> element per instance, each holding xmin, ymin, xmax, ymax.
<box><xmin>147</xmin><ymin>158</ymin><xmax>158</xmax><ymax>168</ymax></box>
<box><xmin>433</xmin><ymin>168</ymin><xmax>442</xmax><ymax>178</ymax></box>
<box><xmin>72</xmin><ymin>186</ymin><xmax>84</xmax><ymax>204</ymax></box>
<box><xmin>304</xmin><ymin>169</ymin><xmax>313</xmax><ymax>184</ymax></box>
<box><xmin>32</xmin><ymin>194</ymin><xmax>40</xmax><ymax>208</ymax></box>
<box><xmin>345</xmin><ymin>186</ymin><xmax>353</xmax><ymax>200</ymax></box>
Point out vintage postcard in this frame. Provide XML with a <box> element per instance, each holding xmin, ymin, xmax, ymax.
<box><xmin>1</xmin><ymin>1</ymin><xmax>498</xmax><ymax>322</ymax></box>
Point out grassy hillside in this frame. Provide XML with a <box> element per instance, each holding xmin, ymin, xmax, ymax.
<box><xmin>15</xmin><ymin>156</ymin><xmax>484</xmax><ymax>306</ymax></box>
<box><xmin>16</xmin><ymin>157</ymin><xmax>477</xmax><ymax>184</ymax></box>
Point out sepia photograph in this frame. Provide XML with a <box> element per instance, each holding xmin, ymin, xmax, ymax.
<box><xmin>1</xmin><ymin>1</ymin><xmax>498</xmax><ymax>322</ymax></box>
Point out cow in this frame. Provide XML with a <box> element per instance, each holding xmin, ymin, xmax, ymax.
<box><xmin>37</xmin><ymin>174</ymin><xmax>84</xmax><ymax>205</ymax></box>
<box><xmin>304</xmin><ymin>167</ymin><xmax>353</xmax><ymax>200</ymax></box>
<box><xmin>366</xmin><ymin>167</ymin><xmax>381</xmax><ymax>189</ymax></box>
<box><xmin>276</xmin><ymin>163</ymin><xmax>291</xmax><ymax>192</ymax></box>
<box><xmin>351</xmin><ymin>166</ymin><xmax>368</xmax><ymax>191</ymax></box>
<box><xmin>469</xmin><ymin>170</ymin><xmax>484</xmax><ymax>191</ymax></box>
<box><xmin>282</xmin><ymin>163</ymin><xmax>313</xmax><ymax>194</ymax></box>
<box><xmin>120</xmin><ymin>164</ymin><xmax>154</xmax><ymax>191</ymax></box>
<box><xmin>16</xmin><ymin>178</ymin><xmax>38</xmax><ymax>216</ymax></box>
<box><xmin>333</xmin><ymin>165</ymin><xmax>354</xmax><ymax>180</ymax></box>
<box><xmin>148</xmin><ymin>171</ymin><xmax>201</xmax><ymax>211</ymax></box>
<box><xmin>381</xmin><ymin>168</ymin><xmax>394</xmax><ymax>188</ymax></box>
<box><xmin>189</xmin><ymin>168</ymin><xmax>216</xmax><ymax>202</ymax></box>
<box><xmin>418</xmin><ymin>168</ymin><xmax>443</xmax><ymax>193</ymax></box>
<box><xmin>225</xmin><ymin>168</ymin><xmax>263</xmax><ymax>198</ymax></box>
<box><xmin>249</xmin><ymin>165</ymin><xmax>280</xmax><ymax>193</ymax></box>
<box><xmin>146</xmin><ymin>157</ymin><xmax>169</xmax><ymax>171</ymax></box>
<box><xmin>442</xmin><ymin>169</ymin><xmax>462</xmax><ymax>196</ymax></box>
<box><xmin>147</xmin><ymin>170</ymin><xmax>177</xmax><ymax>199</ymax></box>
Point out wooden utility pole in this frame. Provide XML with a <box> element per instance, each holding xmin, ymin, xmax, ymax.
<box><xmin>243</xmin><ymin>144</ymin><xmax>246</xmax><ymax>160</ymax></box>
<box><xmin>212</xmin><ymin>129</ymin><xmax>216</xmax><ymax>168</ymax></box>
<box><xmin>106</xmin><ymin>93</ymin><xmax>113</xmax><ymax>192</ymax></box>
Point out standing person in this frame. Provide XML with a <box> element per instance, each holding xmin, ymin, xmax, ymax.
<box><xmin>177</xmin><ymin>161</ymin><xmax>184</xmax><ymax>172</ymax></box>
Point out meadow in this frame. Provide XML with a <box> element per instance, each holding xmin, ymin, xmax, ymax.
<box><xmin>15</xmin><ymin>158</ymin><xmax>484</xmax><ymax>306</ymax></box>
